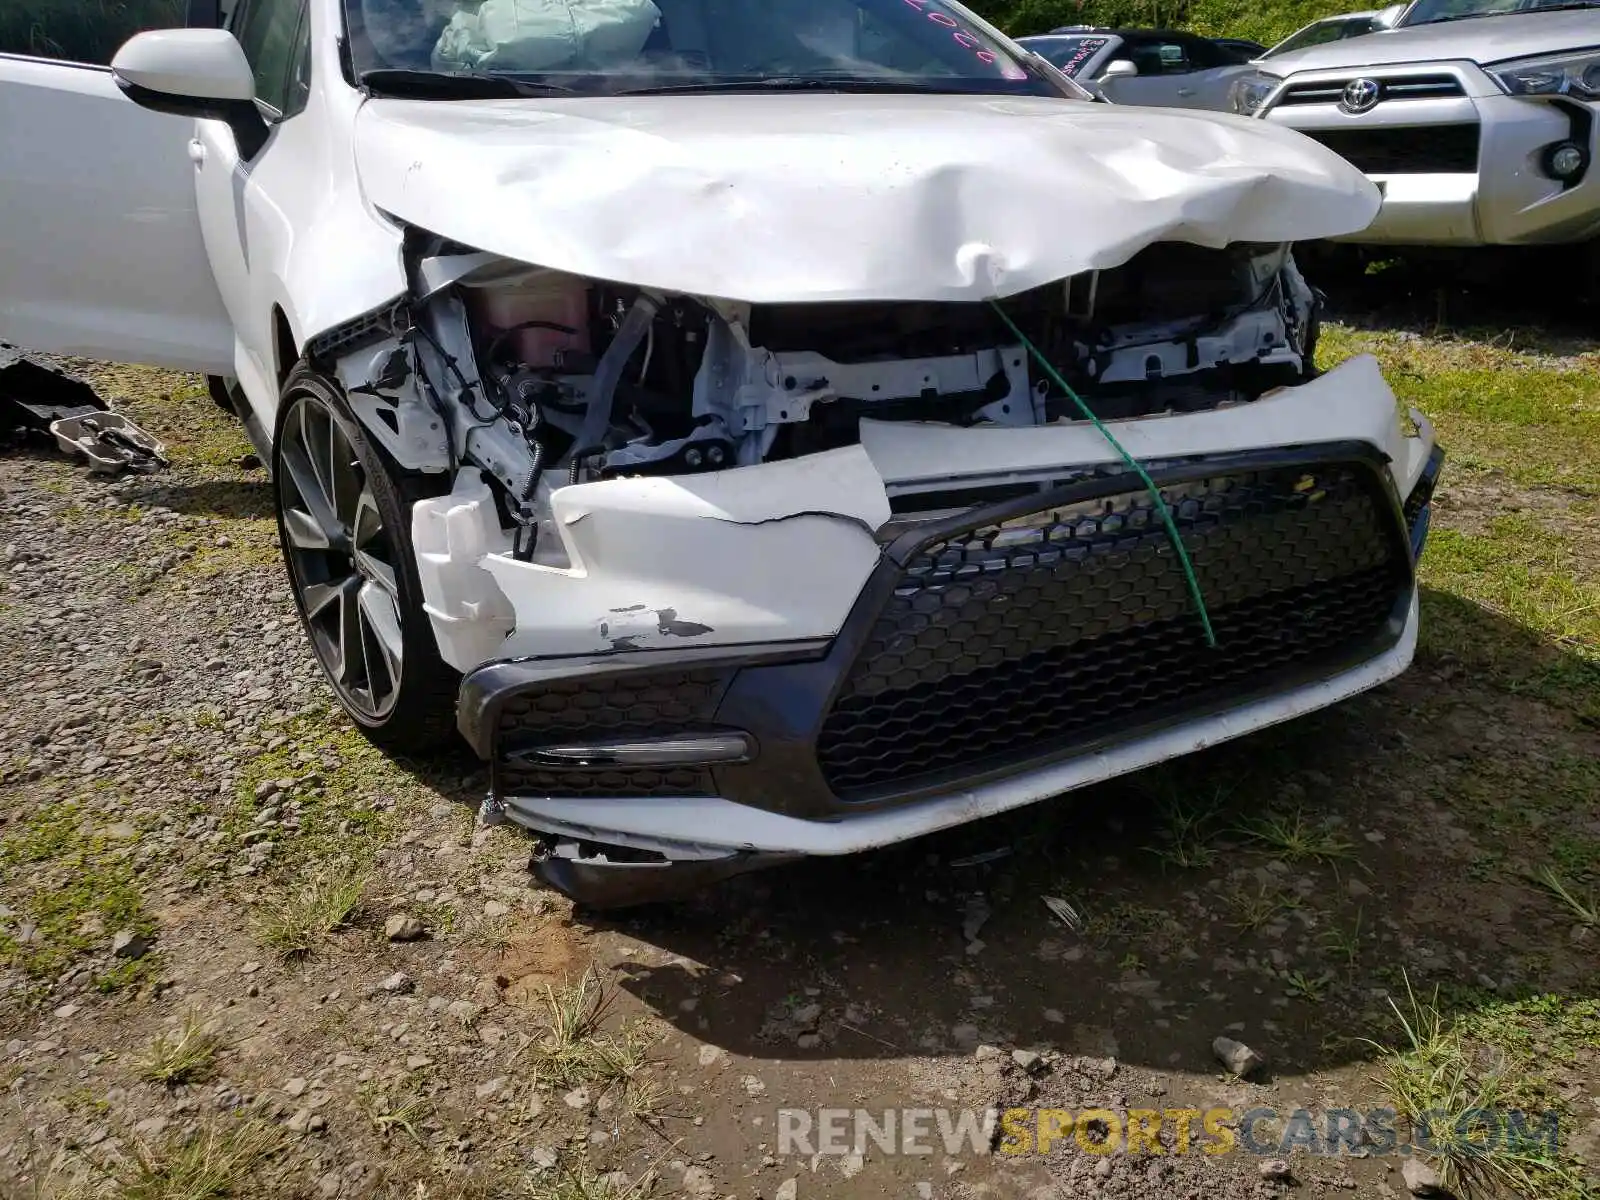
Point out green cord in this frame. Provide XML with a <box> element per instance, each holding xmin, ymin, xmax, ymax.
<box><xmin>987</xmin><ymin>301</ymin><xmax>1218</xmax><ymax>649</ymax></box>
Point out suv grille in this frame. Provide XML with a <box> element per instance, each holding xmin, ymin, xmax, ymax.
<box><xmin>1298</xmin><ymin>124</ymin><xmax>1479</xmax><ymax>174</ymax></box>
<box><xmin>1277</xmin><ymin>74</ymin><xmax>1464</xmax><ymax>106</ymax></box>
<box><xmin>816</xmin><ymin>463</ymin><xmax>1409</xmax><ymax>798</ymax></box>
<box><xmin>496</xmin><ymin>670</ymin><xmax>727</xmax><ymax>797</ymax></box>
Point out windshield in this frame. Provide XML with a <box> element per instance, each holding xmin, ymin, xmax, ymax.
<box><xmin>1015</xmin><ymin>34</ymin><xmax>1113</xmax><ymax>77</ymax></box>
<box><xmin>346</xmin><ymin>0</ymin><xmax>1071</xmax><ymax>97</ymax></box>
<box><xmin>1262</xmin><ymin>17</ymin><xmax>1378</xmax><ymax>56</ymax></box>
<box><xmin>1400</xmin><ymin>0</ymin><xmax>1594</xmax><ymax>24</ymax></box>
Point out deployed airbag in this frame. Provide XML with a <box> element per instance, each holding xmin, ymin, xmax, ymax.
<box><xmin>433</xmin><ymin>0</ymin><xmax>662</xmax><ymax>71</ymax></box>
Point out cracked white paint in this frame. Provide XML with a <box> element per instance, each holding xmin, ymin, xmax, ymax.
<box><xmin>413</xmin><ymin>446</ymin><xmax>892</xmax><ymax>669</ymax></box>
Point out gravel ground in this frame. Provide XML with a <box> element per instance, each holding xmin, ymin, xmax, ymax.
<box><xmin>0</xmin><ymin>334</ymin><xmax>1596</xmax><ymax>1200</ymax></box>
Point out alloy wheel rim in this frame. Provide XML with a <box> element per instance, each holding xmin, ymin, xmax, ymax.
<box><xmin>278</xmin><ymin>395</ymin><xmax>404</xmax><ymax>721</ymax></box>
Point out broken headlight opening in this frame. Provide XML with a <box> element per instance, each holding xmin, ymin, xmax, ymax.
<box><xmin>324</xmin><ymin>234</ymin><xmax>1322</xmax><ymax>566</ymax></box>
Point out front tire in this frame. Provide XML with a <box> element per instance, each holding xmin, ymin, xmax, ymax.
<box><xmin>272</xmin><ymin>364</ymin><xmax>460</xmax><ymax>752</ymax></box>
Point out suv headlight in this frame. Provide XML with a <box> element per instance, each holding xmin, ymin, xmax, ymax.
<box><xmin>1485</xmin><ymin>48</ymin><xmax>1600</xmax><ymax>98</ymax></box>
<box><xmin>1228</xmin><ymin>71</ymin><xmax>1281</xmax><ymax>115</ymax></box>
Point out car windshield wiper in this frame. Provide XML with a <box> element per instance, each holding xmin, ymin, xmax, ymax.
<box><xmin>358</xmin><ymin>69</ymin><xmax>576</xmax><ymax>99</ymax></box>
<box><xmin>616</xmin><ymin>74</ymin><xmax>985</xmax><ymax>96</ymax></box>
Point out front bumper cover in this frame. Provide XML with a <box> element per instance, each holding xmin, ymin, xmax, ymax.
<box><xmin>1262</xmin><ymin>65</ymin><xmax>1600</xmax><ymax>247</ymax></box>
<box><xmin>461</xmin><ymin>437</ymin><xmax>1443</xmax><ymax>905</ymax></box>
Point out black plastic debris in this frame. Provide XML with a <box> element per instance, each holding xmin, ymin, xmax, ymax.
<box><xmin>2</xmin><ymin>343</ymin><xmax>169</xmax><ymax>473</ymax></box>
<box><xmin>0</xmin><ymin>342</ymin><xmax>106</xmax><ymax>432</ymax></box>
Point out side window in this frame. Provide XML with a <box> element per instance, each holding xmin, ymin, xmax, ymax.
<box><xmin>1124</xmin><ymin>38</ymin><xmax>1191</xmax><ymax>76</ymax></box>
<box><xmin>282</xmin><ymin>6</ymin><xmax>312</xmax><ymax>117</ymax></box>
<box><xmin>1297</xmin><ymin>21</ymin><xmax>1353</xmax><ymax>49</ymax></box>
<box><xmin>1183</xmin><ymin>37</ymin><xmax>1228</xmax><ymax>71</ymax></box>
<box><xmin>230</xmin><ymin>0</ymin><xmax>305</xmax><ymax>114</ymax></box>
<box><xmin>0</xmin><ymin>0</ymin><xmax>188</xmax><ymax>66</ymax></box>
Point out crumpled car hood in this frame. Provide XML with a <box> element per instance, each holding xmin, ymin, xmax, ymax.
<box><xmin>354</xmin><ymin>92</ymin><xmax>1379</xmax><ymax>303</ymax></box>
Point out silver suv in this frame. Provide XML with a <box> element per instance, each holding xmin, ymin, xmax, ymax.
<box><xmin>1228</xmin><ymin>0</ymin><xmax>1600</xmax><ymax>247</ymax></box>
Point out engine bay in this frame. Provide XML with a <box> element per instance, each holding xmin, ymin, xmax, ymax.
<box><xmin>327</xmin><ymin>235</ymin><xmax>1321</xmax><ymax>564</ymax></box>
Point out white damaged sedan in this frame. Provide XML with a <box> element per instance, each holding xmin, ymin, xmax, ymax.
<box><xmin>0</xmin><ymin>0</ymin><xmax>1442</xmax><ymax>906</ymax></box>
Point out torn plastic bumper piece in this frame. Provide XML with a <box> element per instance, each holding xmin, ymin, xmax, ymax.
<box><xmin>1403</xmin><ymin>442</ymin><xmax>1446</xmax><ymax>562</ymax></box>
<box><xmin>0</xmin><ymin>342</ymin><xmax>106</xmax><ymax>432</ymax></box>
<box><xmin>459</xmin><ymin>440</ymin><xmax>1428</xmax><ymax>909</ymax></box>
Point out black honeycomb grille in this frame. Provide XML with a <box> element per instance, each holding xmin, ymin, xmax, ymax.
<box><xmin>817</xmin><ymin>464</ymin><xmax>1408</xmax><ymax>797</ymax></box>
<box><xmin>496</xmin><ymin>670</ymin><xmax>727</xmax><ymax>797</ymax></box>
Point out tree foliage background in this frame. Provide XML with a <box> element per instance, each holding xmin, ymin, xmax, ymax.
<box><xmin>0</xmin><ymin>0</ymin><xmax>186</xmax><ymax>63</ymax></box>
<box><xmin>967</xmin><ymin>0</ymin><xmax>1342</xmax><ymax>44</ymax></box>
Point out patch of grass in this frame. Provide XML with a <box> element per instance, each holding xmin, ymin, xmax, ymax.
<box><xmin>1423</xmin><ymin>522</ymin><xmax>1600</xmax><ymax>662</ymax></box>
<box><xmin>469</xmin><ymin>910</ymin><xmax>514</xmax><ymax>958</ymax></box>
<box><xmin>1145</xmin><ymin>784</ymin><xmax>1230</xmax><ymax>871</ymax></box>
<box><xmin>114</xmin><ymin>1117</ymin><xmax>280</xmax><ymax>1200</ymax></box>
<box><xmin>94</xmin><ymin>367</ymin><xmax>255</xmax><ymax>474</ymax></box>
<box><xmin>1459</xmin><ymin>995</ymin><xmax>1600</xmax><ymax>1072</ymax></box>
<box><xmin>1364</xmin><ymin>973</ymin><xmax>1593</xmax><ymax>1200</ymax></box>
<box><xmin>356</xmin><ymin>1079</ymin><xmax>432</xmax><ymax>1146</ymax></box>
<box><xmin>217</xmin><ymin>713</ymin><xmax>414</xmax><ymax>882</ymax></box>
<box><xmin>1319</xmin><ymin>908</ymin><xmax>1365</xmax><ymax>973</ymax></box>
<box><xmin>0</xmin><ymin>795</ymin><xmax>153</xmax><ymax>980</ymax></box>
<box><xmin>527</xmin><ymin>1162</ymin><xmax>650</xmax><ymax>1200</ymax></box>
<box><xmin>527</xmin><ymin>969</ymin><xmax>652</xmax><ymax>1096</ymax></box>
<box><xmin>95</xmin><ymin>957</ymin><xmax>159</xmax><ymax>995</ymax></box>
<box><xmin>253</xmin><ymin>866</ymin><xmax>367</xmax><ymax>960</ymax></box>
<box><xmin>1081</xmin><ymin>901</ymin><xmax>1182</xmax><ymax>954</ymax></box>
<box><xmin>1527</xmin><ymin>867</ymin><xmax>1598</xmax><ymax>927</ymax></box>
<box><xmin>1283</xmin><ymin>968</ymin><xmax>1332</xmax><ymax>1003</ymax></box>
<box><xmin>137</xmin><ymin>1013</ymin><xmax>223</xmax><ymax>1086</ymax></box>
<box><xmin>1235</xmin><ymin>809</ymin><xmax>1355</xmax><ymax>865</ymax></box>
<box><xmin>1318</xmin><ymin>326</ymin><xmax>1600</xmax><ymax>497</ymax></box>
<box><xmin>1227</xmin><ymin>883</ymin><xmax>1291</xmax><ymax>933</ymax></box>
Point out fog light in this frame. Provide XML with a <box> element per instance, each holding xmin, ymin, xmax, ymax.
<box><xmin>1546</xmin><ymin>142</ymin><xmax>1587</xmax><ymax>180</ymax></box>
<box><xmin>509</xmin><ymin>732</ymin><xmax>754</xmax><ymax>768</ymax></box>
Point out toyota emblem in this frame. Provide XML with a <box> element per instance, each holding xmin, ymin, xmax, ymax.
<box><xmin>1340</xmin><ymin>78</ymin><xmax>1382</xmax><ymax>113</ymax></box>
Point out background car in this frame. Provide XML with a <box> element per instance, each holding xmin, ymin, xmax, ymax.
<box><xmin>1212</xmin><ymin>36</ymin><xmax>1270</xmax><ymax>59</ymax></box>
<box><xmin>1258</xmin><ymin>5</ymin><xmax>1405</xmax><ymax>59</ymax></box>
<box><xmin>1017</xmin><ymin>27</ymin><xmax>1265</xmax><ymax>107</ymax></box>
<box><xmin>1228</xmin><ymin>0</ymin><xmax>1600</xmax><ymax>251</ymax></box>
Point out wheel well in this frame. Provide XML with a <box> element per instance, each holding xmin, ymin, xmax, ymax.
<box><xmin>272</xmin><ymin>308</ymin><xmax>299</xmax><ymax>388</ymax></box>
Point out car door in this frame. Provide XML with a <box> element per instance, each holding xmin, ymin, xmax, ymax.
<box><xmin>1177</xmin><ymin>34</ymin><xmax>1263</xmax><ymax>111</ymax></box>
<box><xmin>1096</xmin><ymin>35</ymin><xmax>1196</xmax><ymax>108</ymax></box>
<box><xmin>0</xmin><ymin>14</ymin><xmax>234</xmax><ymax>372</ymax></box>
<box><xmin>191</xmin><ymin>0</ymin><xmax>313</xmax><ymax>419</ymax></box>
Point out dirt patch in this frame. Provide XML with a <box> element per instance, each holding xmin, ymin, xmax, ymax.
<box><xmin>483</xmin><ymin>917</ymin><xmax>587</xmax><ymax>1007</ymax></box>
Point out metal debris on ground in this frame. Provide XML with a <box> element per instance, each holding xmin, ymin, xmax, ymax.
<box><xmin>0</xmin><ymin>342</ymin><xmax>168</xmax><ymax>475</ymax></box>
<box><xmin>52</xmin><ymin>410</ymin><xmax>169</xmax><ymax>474</ymax></box>
<box><xmin>948</xmin><ymin>847</ymin><xmax>1013</xmax><ymax>868</ymax></box>
<box><xmin>1042</xmin><ymin>895</ymin><xmax>1084</xmax><ymax>932</ymax></box>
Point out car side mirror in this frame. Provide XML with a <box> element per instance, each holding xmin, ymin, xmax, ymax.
<box><xmin>111</xmin><ymin>29</ymin><xmax>268</xmax><ymax>157</ymax></box>
<box><xmin>1099</xmin><ymin>60</ymin><xmax>1139</xmax><ymax>81</ymax></box>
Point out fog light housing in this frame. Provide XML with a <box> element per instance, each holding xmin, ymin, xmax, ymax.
<box><xmin>1545</xmin><ymin>141</ymin><xmax>1588</xmax><ymax>181</ymax></box>
<box><xmin>509</xmin><ymin>732</ymin><xmax>754</xmax><ymax>769</ymax></box>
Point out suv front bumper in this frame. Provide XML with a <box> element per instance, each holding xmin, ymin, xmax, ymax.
<box><xmin>1261</xmin><ymin>65</ymin><xmax>1600</xmax><ymax>247</ymax></box>
<box><xmin>444</xmin><ymin>358</ymin><xmax>1443</xmax><ymax>907</ymax></box>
